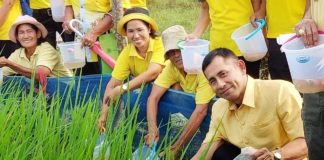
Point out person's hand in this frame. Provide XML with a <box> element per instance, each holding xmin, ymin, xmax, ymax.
<box><xmin>62</xmin><ymin>18</ymin><xmax>73</xmax><ymax>34</ymax></box>
<box><xmin>185</xmin><ymin>33</ymin><xmax>200</xmax><ymax>41</ymax></box>
<box><xmin>250</xmin><ymin>11</ymin><xmax>265</xmax><ymax>28</ymax></box>
<box><xmin>97</xmin><ymin>105</ymin><xmax>108</xmax><ymax>133</ymax></box>
<box><xmin>252</xmin><ymin>147</ymin><xmax>274</xmax><ymax>160</ymax></box>
<box><xmin>81</xmin><ymin>30</ymin><xmax>99</xmax><ymax>48</ymax></box>
<box><xmin>159</xmin><ymin>145</ymin><xmax>180</xmax><ymax>160</ymax></box>
<box><xmin>0</xmin><ymin>57</ymin><xmax>8</xmax><ymax>67</ymax></box>
<box><xmin>294</xmin><ymin>18</ymin><xmax>319</xmax><ymax>47</ymax></box>
<box><xmin>108</xmin><ymin>86</ymin><xmax>123</xmax><ymax>101</ymax></box>
<box><xmin>2</xmin><ymin>0</ymin><xmax>14</xmax><ymax>7</ymax></box>
<box><xmin>144</xmin><ymin>131</ymin><xmax>159</xmax><ymax>147</ymax></box>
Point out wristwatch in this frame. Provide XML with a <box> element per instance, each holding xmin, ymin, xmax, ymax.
<box><xmin>121</xmin><ymin>84</ymin><xmax>128</xmax><ymax>91</ymax></box>
<box><xmin>273</xmin><ymin>149</ymin><xmax>281</xmax><ymax>160</ymax></box>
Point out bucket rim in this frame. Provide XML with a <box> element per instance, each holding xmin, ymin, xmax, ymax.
<box><xmin>231</xmin><ymin>21</ymin><xmax>262</xmax><ymax>40</ymax></box>
<box><xmin>177</xmin><ymin>39</ymin><xmax>209</xmax><ymax>48</ymax></box>
<box><xmin>281</xmin><ymin>35</ymin><xmax>324</xmax><ymax>53</ymax></box>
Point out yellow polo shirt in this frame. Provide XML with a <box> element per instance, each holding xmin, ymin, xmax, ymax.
<box><xmin>65</xmin><ymin>0</ymin><xmax>112</xmax><ymax>13</ymax></box>
<box><xmin>311</xmin><ymin>0</ymin><xmax>324</xmax><ymax>30</ymax></box>
<box><xmin>203</xmin><ymin>76</ymin><xmax>304</xmax><ymax>151</ymax></box>
<box><xmin>3</xmin><ymin>42</ymin><xmax>72</xmax><ymax>77</ymax></box>
<box><xmin>122</xmin><ymin>0</ymin><xmax>147</xmax><ymax>9</ymax></box>
<box><xmin>206</xmin><ymin>0</ymin><xmax>253</xmax><ymax>56</ymax></box>
<box><xmin>154</xmin><ymin>60</ymin><xmax>215</xmax><ymax>104</ymax></box>
<box><xmin>112</xmin><ymin>37</ymin><xmax>165</xmax><ymax>81</ymax></box>
<box><xmin>29</xmin><ymin>0</ymin><xmax>50</xmax><ymax>9</ymax></box>
<box><xmin>266</xmin><ymin>0</ymin><xmax>306</xmax><ymax>38</ymax></box>
<box><xmin>0</xmin><ymin>0</ymin><xmax>21</xmax><ymax>40</ymax></box>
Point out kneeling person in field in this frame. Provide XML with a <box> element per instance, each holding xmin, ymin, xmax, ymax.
<box><xmin>192</xmin><ymin>48</ymin><xmax>308</xmax><ymax>160</ymax></box>
<box><xmin>145</xmin><ymin>25</ymin><xmax>215</xmax><ymax>157</ymax></box>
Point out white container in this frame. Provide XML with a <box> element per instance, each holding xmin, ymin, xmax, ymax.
<box><xmin>0</xmin><ymin>68</ymin><xmax>3</xmax><ymax>85</ymax></box>
<box><xmin>231</xmin><ymin>20</ymin><xmax>268</xmax><ymax>62</ymax></box>
<box><xmin>50</xmin><ymin>0</ymin><xmax>65</xmax><ymax>22</ymax></box>
<box><xmin>57</xmin><ymin>42</ymin><xmax>86</xmax><ymax>69</ymax></box>
<box><xmin>177</xmin><ymin>39</ymin><xmax>209</xmax><ymax>74</ymax></box>
<box><xmin>281</xmin><ymin>34</ymin><xmax>324</xmax><ymax>93</ymax></box>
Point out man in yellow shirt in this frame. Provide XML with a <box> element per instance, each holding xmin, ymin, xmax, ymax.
<box><xmin>251</xmin><ymin>0</ymin><xmax>306</xmax><ymax>82</ymax></box>
<box><xmin>187</xmin><ymin>0</ymin><xmax>261</xmax><ymax>79</ymax></box>
<box><xmin>192</xmin><ymin>48</ymin><xmax>307</xmax><ymax>160</ymax></box>
<box><xmin>295</xmin><ymin>0</ymin><xmax>324</xmax><ymax>159</ymax></box>
<box><xmin>0</xmin><ymin>0</ymin><xmax>21</xmax><ymax>58</ymax></box>
<box><xmin>145</xmin><ymin>25</ymin><xmax>215</xmax><ymax>158</ymax></box>
<box><xmin>30</xmin><ymin>0</ymin><xmax>74</xmax><ymax>48</ymax></box>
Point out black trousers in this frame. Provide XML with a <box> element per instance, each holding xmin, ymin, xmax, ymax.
<box><xmin>32</xmin><ymin>8</ymin><xmax>75</xmax><ymax>48</ymax></box>
<box><xmin>268</xmin><ymin>38</ymin><xmax>292</xmax><ymax>82</ymax></box>
<box><xmin>0</xmin><ymin>40</ymin><xmax>19</xmax><ymax>58</ymax></box>
<box><xmin>212</xmin><ymin>141</ymin><xmax>241</xmax><ymax>160</ymax></box>
<box><xmin>238</xmin><ymin>56</ymin><xmax>261</xmax><ymax>79</ymax></box>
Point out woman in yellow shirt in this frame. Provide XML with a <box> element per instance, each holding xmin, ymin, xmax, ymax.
<box><xmin>98</xmin><ymin>7</ymin><xmax>165</xmax><ymax>132</ymax></box>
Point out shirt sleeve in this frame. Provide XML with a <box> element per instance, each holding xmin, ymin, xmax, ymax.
<box><xmin>277</xmin><ymin>81</ymin><xmax>304</xmax><ymax>140</ymax></box>
<box><xmin>65</xmin><ymin>0</ymin><xmax>72</xmax><ymax>5</ymax></box>
<box><xmin>195</xmin><ymin>73</ymin><xmax>216</xmax><ymax>104</ymax></box>
<box><xmin>36</xmin><ymin>43</ymin><xmax>60</xmax><ymax>71</ymax></box>
<box><xmin>3</xmin><ymin>50</ymin><xmax>20</xmax><ymax>76</ymax></box>
<box><xmin>112</xmin><ymin>48</ymin><xmax>131</xmax><ymax>81</ymax></box>
<box><xmin>150</xmin><ymin>37</ymin><xmax>165</xmax><ymax>66</ymax></box>
<box><xmin>154</xmin><ymin>61</ymin><xmax>177</xmax><ymax>88</ymax></box>
<box><xmin>203</xmin><ymin>100</ymin><xmax>226</xmax><ymax>144</ymax></box>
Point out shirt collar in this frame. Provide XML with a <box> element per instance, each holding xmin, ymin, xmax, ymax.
<box><xmin>19</xmin><ymin>46</ymin><xmax>39</xmax><ymax>59</ymax></box>
<box><xmin>229</xmin><ymin>76</ymin><xmax>255</xmax><ymax>110</ymax></box>
<box><xmin>129</xmin><ymin>37</ymin><xmax>154</xmax><ymax>59</ymax></box>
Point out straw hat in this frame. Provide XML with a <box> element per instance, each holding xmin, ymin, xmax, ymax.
<box><xmin>117</xmin><ymin>13</ymin><xmax>158</xmax><ymax>36</ymax></box>
<box><xmin>9</xmin><ymin>15</ymin><xmax>48</xmax><ymax>43</ymax></box>
<box><xmin>161</xmin><ymin>25</ymin><xmax>187</xmax><ymax>58</ymax></box>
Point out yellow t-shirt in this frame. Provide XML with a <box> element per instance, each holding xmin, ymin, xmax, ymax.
<box><xmin>206</xmin><ymin>0</ymin><xmax>253</xmax><ymax>56</ymax></box>
<box><xmin>3</xmin><ymin>42</ymin><xmax>72</xmax><ymax>77</ymax></box>
<box><xmin>29</xmin><ymin>0</ymin><xmax>50</xmax><ymax>9</ymax></box>
<box><xmin>122</xmin><ymin>0</ymin><xmax>147</xmax><ymax>9</ymax></box>
<box><xmin>65</xmin><ymin>0</ymin><xmax>112</xmax><ymax>13</ymax></box>
<box><xmin>311</xmin><ymin>0</ymin><xmax>324</xmax><ymax>30</ymax></box>
<box><xmin>266</xmin><ymin>0</ymin><xmax>306</xmax><ymax>38</ymax></box>
<box><xmin>112</xmin><ymin>37</ymin><xmax>165</xmax><ymax>81</ymax></box>
<box><xmin>203</xmin><ymin>77</ymin><xmax>304</xmax><ymax>151</ymax></box>
<box><xmin>154</xmin><ymin>60</ymin><xmax>215</xmax><ymax>104</ymax></box>
<box><xmin>0</xmin><ymin>0</ymin><xmax>21</xmax><ymax>40</ymax></box>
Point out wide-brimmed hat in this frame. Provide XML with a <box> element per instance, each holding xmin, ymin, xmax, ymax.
<box><xmin>9</xmin><ymin>15</ymin><xmax>48</xmax><ymax>43</ymax></box>
<box><xmin>162</xmin><ymin>25</ymin><xmax>187</xmax><ymax>59</ymax></box>
<box><xmin>117</xmin><ymin>13</ymin><xmax>158</xmax><ymax>36</ymax></box>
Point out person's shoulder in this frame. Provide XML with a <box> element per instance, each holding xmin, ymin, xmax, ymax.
<box><xmin>255</xmin><ymin>79</ymin><xmax>298</xmax><ymax>95</ymax></box>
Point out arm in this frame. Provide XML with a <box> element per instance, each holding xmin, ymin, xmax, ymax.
<box><xmin>294</xmin><ymin>0</ymin><xmax>318</xmax><ymax>47</ymax></box>
<box><xmin>186</xmin><ymin>1</ymin><xmax>210</xmax><ymax>40</ymax></box>
<box><xmin>62</xmin><ymin>5</ymin><xmax>74</xmax><ymax>34</ymax></box>
<box><xmin>171</xmin><ymin>103</ymin><xmax>209</xmax><ymax>155</ymax></box>
<box><xmin>145</xmin><ymin>84</ymin><xmax>168</xmax><ymax>146</ymax></box>
<box><xmin>0</xmin><ymin>0</ymin><xmax>14</xmax><ymax>27</ymax></box>
<box><xmin>250</xmin><ymin>0</ymin><xmax>266</xmax><ymax>27</ymax></box>
<box><xmin>82</xmin><ymin>13</ymin><xmax>114</xmax><ymax>47</ymax></box>
<box><xmin>0</xmin><ymin>57</ymin><xmax>51</xmax><ymax>80</ymax></box>
<box><xmin>192</xmin><ymin>140</ymin><xmax>222</xmax><ymax>160</ymax></box>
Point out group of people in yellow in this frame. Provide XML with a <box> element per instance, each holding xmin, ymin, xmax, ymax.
<box><xmin>1</xmin><ymin>0</ymin><xmax>324</xmax><ymax>159</ymax></box>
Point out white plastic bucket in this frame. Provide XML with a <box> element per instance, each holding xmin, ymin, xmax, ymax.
<box><xmin>231</xmin><ymin>19</ymin><xmax>267</xmax><ymax>62</ymax></box>
<box><xmin>57</xmin><ymin>42</ymin><xmax>86</xmax><ymax>69</ymax></box>
<box><xmin>281</xmin><ymin>34</ymin><xmax>324</xmax><ymax>93</ymax></box>
<box><xmin>177</xmin><ymin>39</ymin><xmax>209</xmax><ymax>74</ymax></box>
<box><xmin>50</xmin><ymin>0</ymin><xmax>65</xmax><ymax>22</ymax></box>
<box><xmin>0</xmin><ymin>68</ymin><xmax>3</xmax><ymax>85</ymax></box>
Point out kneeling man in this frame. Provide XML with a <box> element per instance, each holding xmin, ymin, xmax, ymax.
<box><xmin>193</xmin><ymin>48</ymin><xmax>308</xmax><ymax>160</ymax></box>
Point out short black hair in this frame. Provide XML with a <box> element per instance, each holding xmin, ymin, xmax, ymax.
<box><xmin>202</xmin><ymin>48</ymin><xmax>238</xmax><ymax>72</ymax></box>
<box><xmin>15</xmin><ymin>23</ymin><xmax>46</xmax><ymax>47</ymax></box>
<box><xmin>122</xmin><ymin>7</ymin><xmax>158</xmax><ymax>38</ymax></box>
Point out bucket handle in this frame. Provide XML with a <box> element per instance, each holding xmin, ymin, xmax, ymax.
<box><xmin>68</xmin><ymin>19</ymin><xmax>84</xmax><ymax>37</ymax></box>
<box><xmin>176</xmin><ymin>40</ymin><xmax>184</xmax><ymax>50</ymax></box>
<box><xmin>282</xmin><ymin>30</ymin><xmax>324</xmax><ymax>45</ymax></box>
<box><xmin>245</xmin><ymin>19</ymin><xmax>266</xmax><ymax>40</ymax></box>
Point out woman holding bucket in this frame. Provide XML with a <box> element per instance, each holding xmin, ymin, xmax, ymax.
<box><xmin>98</xmin><ymin>7</ymin><xmax>165</xmax><ymax>132</ymax></box>
<box><xmin>0</xmin><ymin>15</ymin><xmax>72</xmax><ymax>79</ymax></box>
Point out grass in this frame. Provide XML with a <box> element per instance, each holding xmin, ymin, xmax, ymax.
<box><xmin>147</xmin><ymin>0</ymin><xmax>210</xmax><ymax>39</ymax></box>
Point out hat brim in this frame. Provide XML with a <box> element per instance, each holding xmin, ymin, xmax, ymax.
<box><xmin>9</xmin><ymin>20</ymin><xmax>48</xmax><ymax>43</ymax></box>
<box><xmin>117</xmin><ymin>13</ymin><xmax>158</xmax><ymax>36</ymax></box>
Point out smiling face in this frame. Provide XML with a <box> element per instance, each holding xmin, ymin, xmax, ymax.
<box><xmin>16</xmin><ymin>24</ymin><xmax>41</xmax><ymax>49</ymax></box>
<box><xmin>167</xmin><ymin>49</ymin><xmax>184</xmax><ymax>70</ymax></box>
<box><xmin>204</xmin><ymin>56</ymin><xmax>247</xmax><ymax>104</ymax></box>
<box><xmin>126</xmin><ymin>19</ymin><xmax>150</xmax><ymax>52</ymax></box>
